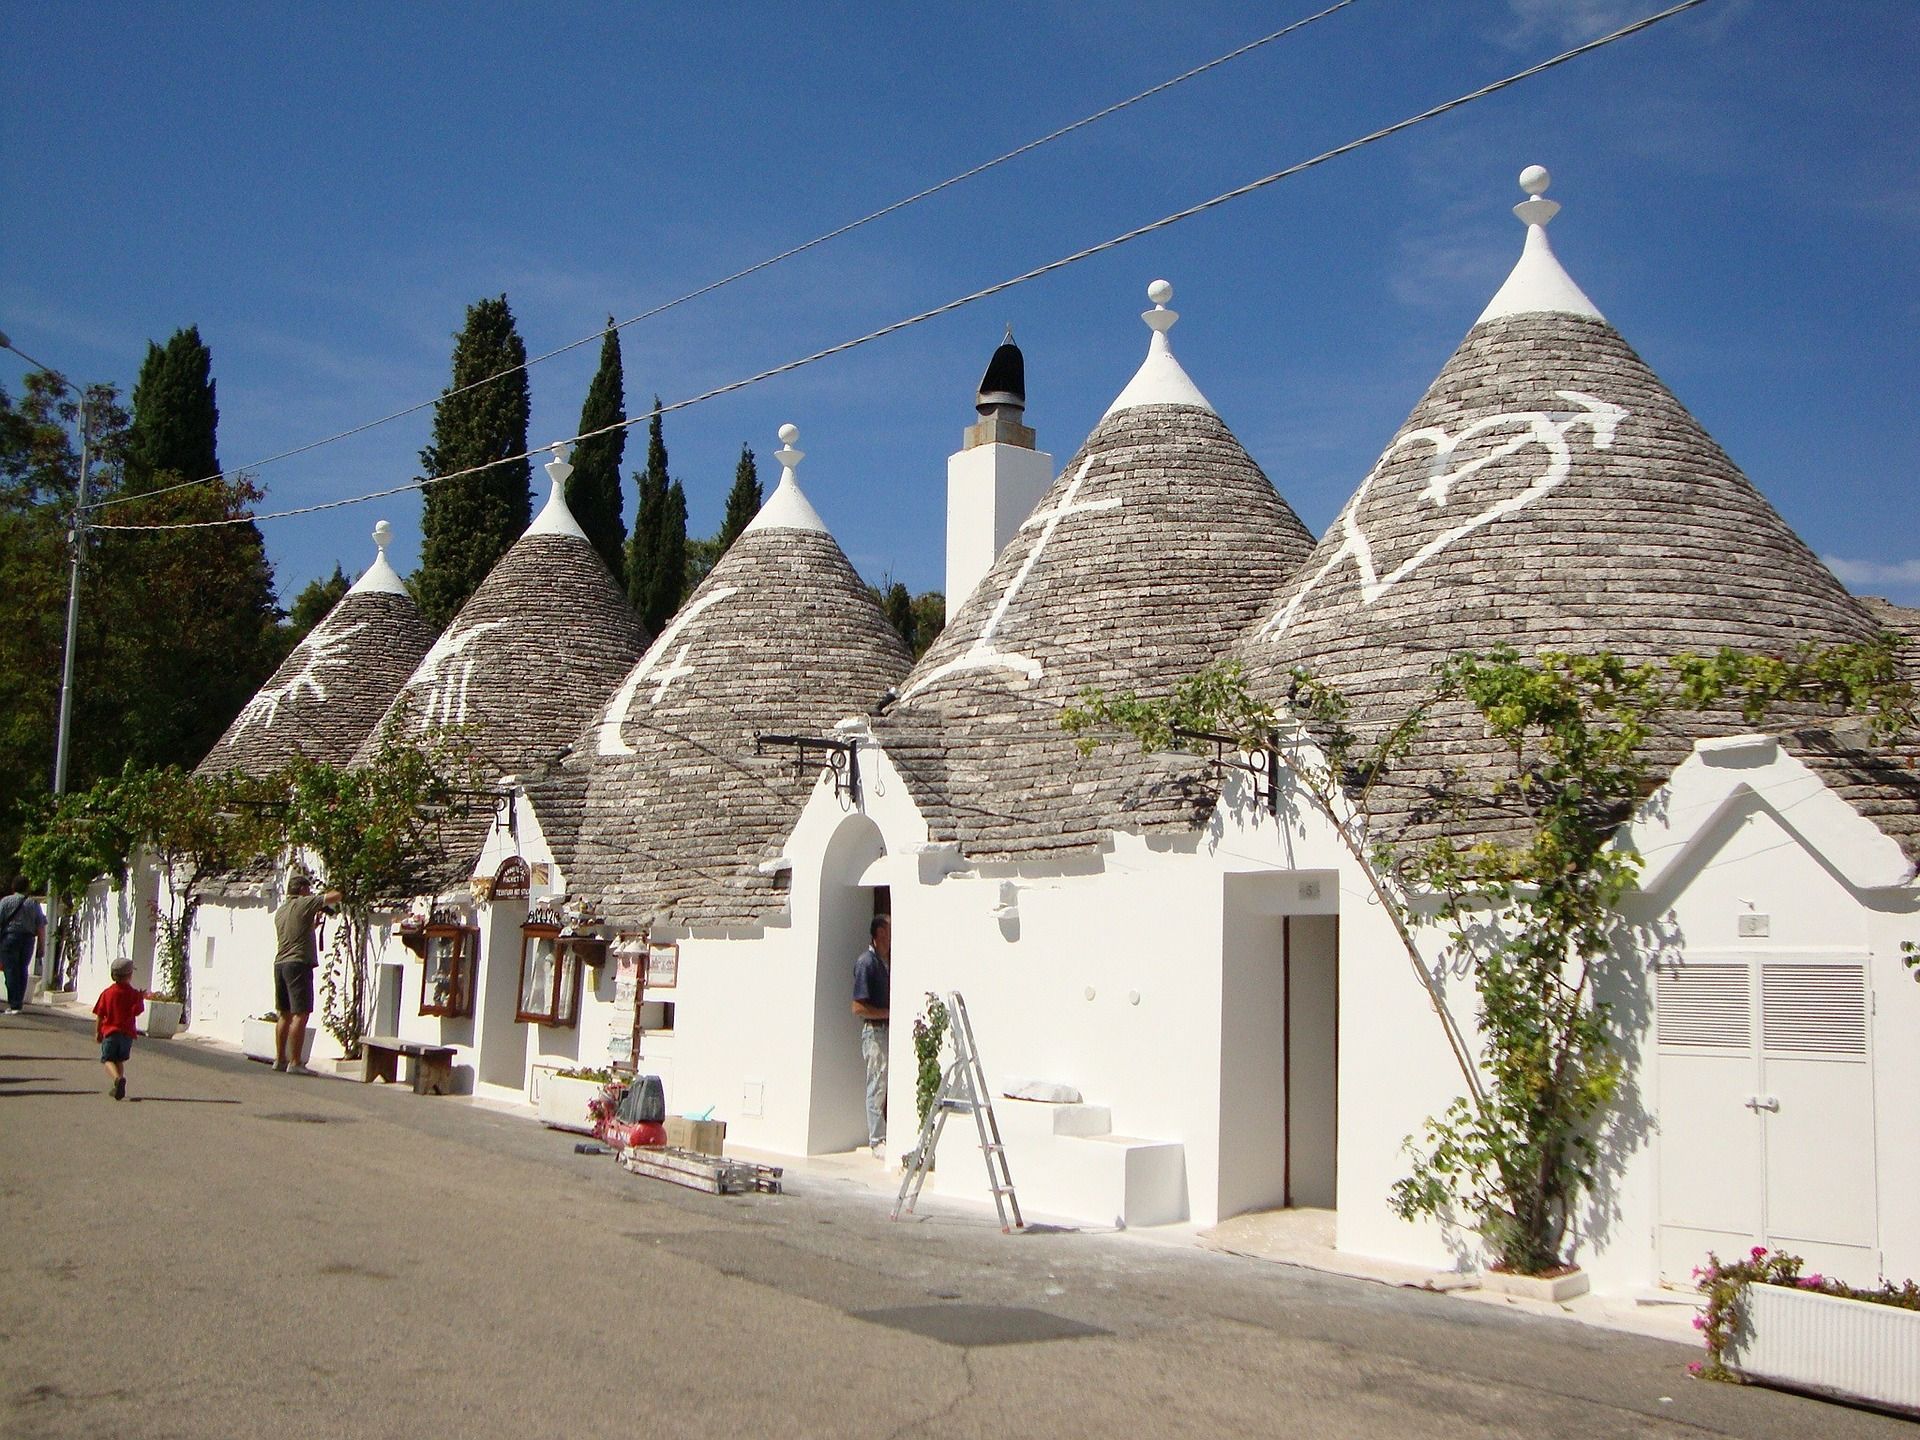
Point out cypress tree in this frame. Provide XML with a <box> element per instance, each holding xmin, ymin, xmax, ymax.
<box><xmin>568</xmin><ymin>319</ymin><xmax>627</xmax><ymax>587</ymax></box>
<box><xmin>716</xmin><ymin>444</ymin><xmax>762</xmax><ymax>555</ymax></box>
<box><xmin>124</xmin><ymin>326</ymin><xmax>220</xmax><ymax>495</ymax></box>
<box><xmin>654</xmin><ymin>480</ymin><xmax>688</xmax><ymax>632</ymax></box>
<box><xmin>414</xmin><ymin>295</ymin><xmax>532</xmax><ymax>630</ymax></box>
<box><xmin>112</xmin><ymin>329</ymin><xmax>281</xmax><ymax>767</ymax></box>
<box><xmin>625</xmin><ymin>399</ymin><xmax>686</xmax><ymax>629</ymax></box>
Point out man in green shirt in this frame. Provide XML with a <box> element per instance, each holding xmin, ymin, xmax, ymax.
<box><xmin>274</xmin><ymin>874</ymin><xmax>341</xmax><ymax>1074</ymax></box>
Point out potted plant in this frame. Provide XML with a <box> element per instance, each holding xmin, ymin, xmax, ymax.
<box><xmin>1694</xmin><ymin>1246</ymin><xmax>1920</xmax><ymax>1416</ymax></box>
<box><xmin>242</xmin><ymin>1012</ymin><xmax>313</xmax><ymax>1066</ymax></box>
<box><xmin>140</xmin><ymin>991</ymin><xmax>184</xmax><ymax>1039</ymax></box>
<box><xmin>540</xmin><ymin>1065</ymin><xmax>615</xmax><ymax>1134</ymax></box>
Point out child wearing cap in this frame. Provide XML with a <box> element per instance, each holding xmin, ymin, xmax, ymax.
<box><xmin>93</xmin><ymin>959</ymin><xmax>145</xmax><ymax>1100</ymax></box>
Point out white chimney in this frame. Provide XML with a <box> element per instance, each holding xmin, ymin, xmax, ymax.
<box><xmin>945</xmin><ymin>326</ymin><xmax>1053</xmax><ymax>619</ymax></box>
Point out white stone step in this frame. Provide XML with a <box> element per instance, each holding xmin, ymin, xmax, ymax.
<box><xmin>929</xmin><ymin>1101</ymin><xmax>1186</xmax><ymax>1227</ymax></box>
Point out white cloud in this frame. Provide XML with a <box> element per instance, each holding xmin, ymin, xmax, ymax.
<box><xmin>1502</xmin><ymin>1</ymin><xmax>1650</xmax><ymax>46</ymax></box>
<box><xmin>1822</xmin><ymin>556</ymin><xmax>1920</xmax><ymax>587</ymax></box>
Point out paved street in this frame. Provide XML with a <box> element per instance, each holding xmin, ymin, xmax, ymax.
<box><xmin>0</xmin><ymin>1008</ymin><xmax>1906</xmax><ymax>1440</ymax></box>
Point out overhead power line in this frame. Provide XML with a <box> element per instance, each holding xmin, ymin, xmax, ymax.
<box><xmin>90</xmin><ymin>0</ymin><xmax>1711</xmax><ymax>536</ymax></box>
<box><xmin>85</xmin><ymin>1</ymin><xmax>1362</xmax><ymax>513</ymax></box>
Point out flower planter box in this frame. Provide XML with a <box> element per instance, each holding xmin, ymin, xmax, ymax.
<box><xmin>241</xmin><ymin>1017</ymin><xmax>314</xmax><ymax>1066</ymax></box>
<box><xmin>538</xmin><ymin>1074</ymin><xmax>606</xmax><ymax>1134</ymax></box>
<box><xmin>139</xmin><ymin>999</ymin><xmax>183</xmax><ymax>1039</ymax></box>
<box><xmin>1729</xmin><ymin>1283</ymin><xmax>1920</xmax><ymax>1417</ymax></box>
<box><xmin>1482</xmin><ymin>1267</ymin><xmax>1591</xmax><ymax>1303</ymax></box>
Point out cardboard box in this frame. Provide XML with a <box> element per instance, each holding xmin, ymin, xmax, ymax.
<box><xmin>666</xmin><ymin>1116</ymin><xmax>727</xmax><ymax>1155</ymax></box>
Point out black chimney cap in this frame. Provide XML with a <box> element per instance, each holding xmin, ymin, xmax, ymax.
<box><xmin>975</xmin><ymin>324</ymin><xmax>1026</xmax><ymax>414</ymax></box>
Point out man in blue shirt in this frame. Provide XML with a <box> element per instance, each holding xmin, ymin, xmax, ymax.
<box><xmin>851</xmin><ymin>914</ymin><xmax>891</xmax><ymax>1160</ymax></box>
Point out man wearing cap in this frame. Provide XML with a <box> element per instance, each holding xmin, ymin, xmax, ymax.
<box><xmin>274</xmin><ymin>874</ymin><xmax>341</xmax><ymax>1074</ymax></box>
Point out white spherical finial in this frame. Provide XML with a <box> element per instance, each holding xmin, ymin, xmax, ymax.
<box><xmin>774</xmin><ymin>423</ymin><xmax>804</xmax><ymax>475</ymax></box>
<box><xmin>1142</xmin><ymin>279</ymin><xmax>1179</xmax><ymax>335</ymax></box>
<box><xmin>543</xmin><ymin>441</ymin><xmax>573</xmax><ymax>488</ymax></box>
<box><xmin>372</xmin><ymin>519</ymin><xmax>393</xmax><ymax>552</ymax></box>
<box><xmin>1512</xmin><ymin>164</ymin><xmax>1561</xmax><ymax>228</ymax></box>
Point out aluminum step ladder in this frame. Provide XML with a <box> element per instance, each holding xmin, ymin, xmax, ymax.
<box><xmin>892</xmin><ymin>991</ymin><xmax>1023</xmax><ymax>1232</ymax></box>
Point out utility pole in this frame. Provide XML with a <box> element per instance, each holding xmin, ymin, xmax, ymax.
<box><xmin>0</xmin><ymin>330</ymin><xmax>92</xmax><ymax>796</ymax></box>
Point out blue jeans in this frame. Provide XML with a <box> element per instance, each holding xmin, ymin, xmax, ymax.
<box><xmin>861</xmin><ymin>1021</ymin><xmax>889</xmax><ymax>1149</ymax></box>
<box><xmin>0</xmin><ymin>935</ymin><xmax>31</xmax><ymax>1010</ymax></box>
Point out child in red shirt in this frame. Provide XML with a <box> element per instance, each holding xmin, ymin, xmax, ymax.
<box><xmin>93</xmin><ymin>959</ymin><xmax>145</xmax><ymax>1100</ymax></box>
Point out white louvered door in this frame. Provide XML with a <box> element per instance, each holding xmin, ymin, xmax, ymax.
<box><xmin>1656</xmin><ymin>963</ymin><xmax>1763</xmax><ymax>1282</ymax></box>
<box><xmin>1759</xmin><ymin>964</ymin><xmax>1877</xmax><ymax>1280</ymax></box>
<box><xmin>1655</xmin><ymin>958</ymin><xmax>1878</xmax><ymax>1287</ymax></box>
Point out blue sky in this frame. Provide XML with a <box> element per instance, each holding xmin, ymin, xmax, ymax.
<box><xmin>4</xmin><ymin>1</ymin><xmax>1917</xmax><ymax>605</ymax></box>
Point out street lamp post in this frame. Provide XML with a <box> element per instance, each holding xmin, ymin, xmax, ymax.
<box><xmin>0</xmin><ymin>330</ymin><xmax>93</xmax><ymax>798</ymax></box>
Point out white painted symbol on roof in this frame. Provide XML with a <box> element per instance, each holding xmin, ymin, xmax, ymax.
<box><xmin>900</xmin><ymin>455</ymin><xmax>1119</xmax><ymax>700</ymax></box>
<box><xmin>230</xmin><ymin>619</ymin><xmax>370</xmax><ymax>736</ymax></box>
<box><xmin>1258</xmin><ymin>391</ymin><xmax>1628</xmax><ymax>640</ymax></box>
<box><xmin>596</xmin><ymin>585</ymin><xmax>741</xmax><ymax>755</ymax></box>
<box><xmin>410</xmin><ymin>619</ymin><xmax>511</xmax><ymax>729</ymax></box>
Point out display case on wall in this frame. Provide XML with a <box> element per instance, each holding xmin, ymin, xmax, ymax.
<box><xmin>417</xmin><ymin>924</ymin><xmax>478</xmax><ymax>1018</ymax></box>
<box><xmin>516</xmin><ymin>910</ymin><xmax>603</xmax><ymax>1028</ymax></box>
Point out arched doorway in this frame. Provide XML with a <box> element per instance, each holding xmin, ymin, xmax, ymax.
<box><xmin>808</xmin><ymin>814</ymin><xmax>888</xmax><ymax>1154</ymax></box>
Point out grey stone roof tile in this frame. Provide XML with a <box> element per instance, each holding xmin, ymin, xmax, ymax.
<box><xmin>1236</xmin><ymin>310</ymin><xmax>1890</xmax><ymax>856</ymax></box>
<box><xmin>882</xmin><ymin>402</ymin><xmax>1315</xmax><ymax>862</ymax></box>
<box><xmin>560</xmin><ymin>524</ymin><xmax>911</xmax><ymax>931</ymax></box>
<box><xmin>196</xmin><ymin>588</ymin><xmax>435</xmax><ymax>777</ymax></box>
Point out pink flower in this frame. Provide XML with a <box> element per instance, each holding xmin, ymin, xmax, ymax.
<box><xmin>1687</xmin><ymin>1361</ymin><xmax>1704</xmax><ymax>1376</ymax></box>
<box><xmin>1692</xmin><ymin>1314</ymin><xmax>1706</xmax><ymax>1330</ymax></box>
<box><xmin>1750</xmin><ymin>1246</ymin><xmax>1768</xmax><ymax>1259</ymax></box>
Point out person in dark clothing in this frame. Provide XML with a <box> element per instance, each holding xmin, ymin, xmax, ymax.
<box><xmin>273</xmin><ymin>874</ymin><xmax>341</xmax><ymax>1074</ymax></box>
<box><xmin>0</xmin><ymin>875</ymin><xmax>47</xmax><ymax>1013</ymax></box>
<box><xmin>851</xmin><ymin>913</ymin><xmax>891</xmax><ymax>1159</ymax></box>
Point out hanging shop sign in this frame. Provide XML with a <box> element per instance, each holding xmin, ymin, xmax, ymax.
<box><xmin>490</xmin><ymin>855</ymin><xmax>532</xmax><ymax>901</ymax></box>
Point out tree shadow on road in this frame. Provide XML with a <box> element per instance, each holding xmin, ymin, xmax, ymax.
<box><xmin>0</xmin><ymin>1054</ymin><xmax>98</xmax><ymax>1062</ymax></box>
<box><xmin>128</xmin><ymin>1096</ymin><xmax>242</xmax><ymax>1105</ymax></box>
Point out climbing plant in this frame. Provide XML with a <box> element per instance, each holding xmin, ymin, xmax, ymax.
<box><xmin>279</xmin><ymin>709</ymin><xmax>486</xmax><ymax>1056</ymax></box>
<box><xmin>1062</xmin><ymin>640</ymin><xmax>1913</xmax><ymax>1275</ymax></box>
<box><xmin>912</xmin><ymin>992</ymin><xmax>951</xmax><ymax>1131</ymax></box>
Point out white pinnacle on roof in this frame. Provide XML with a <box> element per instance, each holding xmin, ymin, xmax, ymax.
<box><xmin>744</xmin><ymin>423</ymin><xmax>829</xmax><ymax>534</ymax></box>
<box><xmin>1477</xmin><ymin>166</ymin><xmax>1605</xmax><ymax>324</ymax></box>
<box><xmin>1102</xmin><ymin>280</ymin><xmax>1215</xmax><ymax>418</ymax></box>
<box><xmin>346</xmin><ymin>518</ymin><xmax>409</xmax><ymax>596</ymax></box>
<box><xmin>525</xmin><ymin>443</ymin><xmax>589</xmax><ymax>539</ymax></box>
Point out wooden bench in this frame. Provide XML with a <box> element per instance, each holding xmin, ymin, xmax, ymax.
<box><xmin>359</xmin><ymin>1035</ymin><xmax>458</xmax><ymax>1095</ymax></box>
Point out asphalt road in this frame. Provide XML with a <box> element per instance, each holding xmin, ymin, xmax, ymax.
<box><xmin>1</xmin><ymin>1008</ymin><xmax>1907</xmax><ymax>1440</ymax></box>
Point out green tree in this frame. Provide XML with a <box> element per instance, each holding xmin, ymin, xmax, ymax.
<box><xmin>568</xmin><ymin>320</ymin><xmax>627</xmax><ymax>587</ymax></box>
<box><xmin>123</xmin><ymin>326</ymin><xmax>219</xmax><ymax>496</ymax></box>
<box><xmin>881</xmin><ymin>581</ymin><xmax>917</xmax><ymax>655</ymax></box>
<box><xmin>414</xmin><ymin>296</ymin><xmax>532</xmax><ymax>629</ymax></box>
<box><xmin>280</xmin><ymin>710</ymin><xmax>485</xmax><ymax>1055</ymax></box>
<box><xmin>626</xmin><ymin>399</ymin><xmax>685</xmax><ymax>631</ymax></box>
<box><xmin>717</xmin><ymin>443</ymin><xmax>762</xmax><ymax>554</ymax></box>
<box><xmin>110</xmin><ymin>327</ymin><xmax>282</xmax><ymax>771</ymax></box>
<box><xmin>909</xmin><ymin>592</ymin><xmax>945</xmax><ymax>660</ymax></box>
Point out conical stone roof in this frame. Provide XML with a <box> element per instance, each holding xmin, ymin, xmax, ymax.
<box><xmin>355</xmin><ymin>460</ymin><xmax>649</xmax><ymax>884</ymax></box>
<box><xmin>1236</xmin><ymin>169</ymin><xmax>1882</xmax><ymax>854</ymax></box>
<box><xmin>879</xmin><ymin>282</ymin><xmax>1316</xmax><ymax>862</ymax></box>
<box><xmin>197</xmin><ymin>522</ymin><xmax>436</xmax><ymax>777</ymax></box>
<box><xmin>562</xmin><ymin>426</ymin><xmax>912</xmax><ymax>930</ymax></box>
